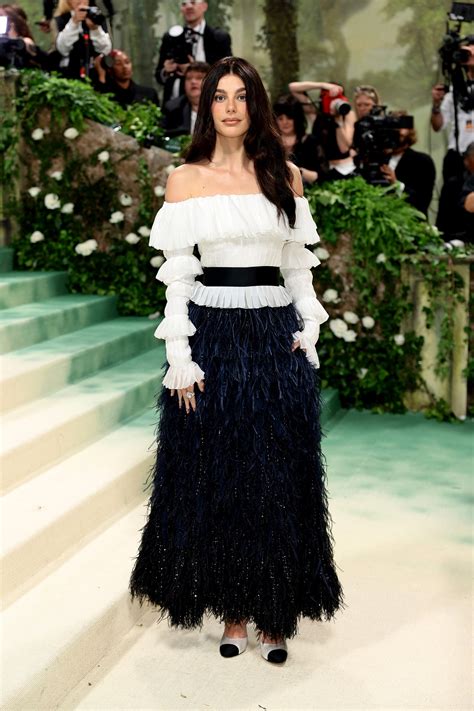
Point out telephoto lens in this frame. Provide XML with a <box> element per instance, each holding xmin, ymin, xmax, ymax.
<box><xmin>331</xmin><ymin>98</ymin><xmax>352</xmax><ymax>116</ymax></box>
<box><xmin>86</xmin><ymin>7</ymin><xmax>106</xmax><ymax>25</ymax></box>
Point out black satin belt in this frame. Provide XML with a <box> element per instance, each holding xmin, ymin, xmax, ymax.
<box><xmin>202</xmin><ymin>266</ymin><xmax>281</xmax><ymax>287</ymax></box>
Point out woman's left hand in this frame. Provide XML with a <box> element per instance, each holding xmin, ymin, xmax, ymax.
<box><xmin>291</xmin><ymin>339</ymin><xmax>307</xmax><ymax>353</ymax></box>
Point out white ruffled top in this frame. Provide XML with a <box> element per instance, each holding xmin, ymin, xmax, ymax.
<box><xmin>149</xmin><ymin>193</ymin><xmax>329</xmax><ymax>389</ymax></box>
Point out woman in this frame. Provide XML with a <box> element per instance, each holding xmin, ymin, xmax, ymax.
<box><xmin>130</xmin><ymin>57</ymin><xmax>343</xmax><ymax>665</ymax></box>
<box><xmin>353</xmin><ymin>84</ymin><xmax>380</xmax><ymax>119</ymax></box>
<box><xmin>53</xmin><ymin>0</ymin><xmax>111</xmax><ymax>79</ymax></box>
<box><xmin>273</xmin><ymin>94</ymin><xmax>319</xmax><ymax>185</ymax></box>
<box><xmin>290</xmin><ymin>79</ymin><xmax>357</xmax><ymax>181</ymax></box>
<box><xmin>0</xmin><ymin>4</ymin><xmax>46</xmax><ymax>69</ymax></box>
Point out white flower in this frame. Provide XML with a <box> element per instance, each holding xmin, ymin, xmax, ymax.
<box><xmin>75</xmin><ymin>238</ymin><xmax>98</xmax><ymax>256</ymax></box>
<box><xmin>376</xmin><ymin>252</ymin><xmax>386</xmax><ymax>264</ymax></box>
<box><xmin>394</xmin><ymin>334</ymin><xmax>405</xmax><ymax>346</ymax></box>
<box><xmin>358</xmin><ymin>368</ymin><xmax>368</xmax><ymax>379</ymax></box>
<box><xmin>28</xmin><ymin>187</ymin><xmax>41</xmax><ymax>198</ymax></box>
<box><xmin>343</xmin><ymin>311</ymin><xmax>359</xmax><ymax>324</ymax></box>
<box><xmin>61</xmin><ymin>202</ymin><xmax>74</xmax><ymax>214</ymax></box>
<box><xmin>329</xmin><ymin>318</ymin><xmax>348</xmax><ymax>338</ymax></box>
<box><xmin>449</xmin><ymin>239</ymin><xmax>465</xmax><ymax>249</ymax></box>
<box><xmin>109</xmin><ymin>210</ymin><xmax>124</xmax><ymax>224</ymax></box>
<box><xmin>154</xmin><ymin>185</ymin><xmax>166</xmax><ymax>197</ymax></box>
<box><xmin>165</xmin><ymin>164</ymin><xmax>176</xmax><ymax>175</ymax></box>
<box><xmin>322</xmin><ymin>288</ymin><xmax>340</xmax><ymax>304</ymax></box>
<box><xmin>362</xmin><ymin>316</ymin><xmax>375</xmax><ymax>329</ymax></box>
<box><xmin>119</xmin><ymin>193</ymin><xmax>133</xmax><ymax>207</ymax></box>
<box><xmin>342</xmin><ymin>329</ymin><xmax>357</xmax><ymax>342</ymax></box>
<box><xmin>64</xmin><ymin>127</ymin><xmax>79</xmax><ymax>140</ymax></box>
<box><xmin>125</xmin><ymin>232</ymin><xmax>140</xmax><ymax>244</ymax></box>
<box><xmin>138</xmin><ymin>226</ymin><xmax>151</xmax><ymax>237</ymax></box>
<box><xmin>50</xmin><ymin>170</ymin><xmax>63</xmax><ymax>181</ymax></box>
<box><xmin>150</xmin><ymin>255</ymin><xmax>164</xmax><ymax>268</ymax></box>
<box><xmin>30</xmin><ymin>230</ymin><xmax>45</xmax><ymax>243</ymax></box>
<box><xmin>314</xmin><ymin>246</ymin><xmax>330</xmax><ymax>261</ymax></box>
<box><xmin>31</xmin><ymin>128</ymin><xmax>44</xmax><ymax>141</ymax></box>
<box><xmin>98</xmin><ymin>150</ymin><xmax>110</xmax><ymax>163</ymax></box>
<box><xmin>44</xmin><ymin>193</ymin><xmax>61</xmax><ymax>210</ymax></box>
<box><xmin>444</xmin><ymin>242</ymin><xmax>453</xmax><ymax>251</ymax></box>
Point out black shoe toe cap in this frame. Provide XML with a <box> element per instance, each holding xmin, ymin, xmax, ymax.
<box><xmin>220</xmin><ymin>643</ymin><xmax>240</xmax><ymax>658</ymax></box>
<box><xmin>267</xmin><ymin>649</ymin><xmax>288</xmax><ymax>664</ymax></box>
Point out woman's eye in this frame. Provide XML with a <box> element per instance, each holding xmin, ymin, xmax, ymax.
<box><xmin>214</xmin><ymin>95</ymin><xmax>225</xmax><ymax>102</ymax></box>
<box><xmin>238</xmin><ymin>94</ymin><xmax>247</xmax><ymax>101</ymax></box>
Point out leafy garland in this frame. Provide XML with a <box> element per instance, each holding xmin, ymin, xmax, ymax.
<box><xmin>306</xmin><ymin>178</ymin><xmax>472</xmax><ymax>418</ymax></box>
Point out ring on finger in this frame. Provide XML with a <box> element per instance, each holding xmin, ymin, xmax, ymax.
<box><xmin>186</xmin><ymin>392</ymin><xmax>194</xmax><ymax>400</ymax></box>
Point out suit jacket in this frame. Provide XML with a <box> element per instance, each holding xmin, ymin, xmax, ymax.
<box><xmin>395</xmin><ymin>148</ymin><xmax>436</xmax><ymax>216</ymax></box>
<box><xmin>155</xmin><ymin>24</ymin><xmax>232</xmax><ymax>103</ymax></box>
<box><xmin>162</xmin><ymin>94</ymin><xmax>193</xmax><ymax>137</ymax></box>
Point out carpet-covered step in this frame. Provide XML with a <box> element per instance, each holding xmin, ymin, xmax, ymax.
<box><xmin>0</xmin><ymin>503</ymin><xmax>150</xmax><ymax>711</ymax></box>
<box><xmin>1</xmin><ymin>346</ymin><xmax>164</xmax><ymax>494</ymax></box>
<box><xmin>0</xmin><ymin>316</ymin><xmax>157</xmax><ymax>412</ymax></box>
<box><xmin>1</xmin><ymin>408</ymin><xmax>155</xmax><ymax>608</ymax></box>
<box><xmin>0</xmin><ymin>293</ymin><xmax>117</xmax><ymax>354</ymax></box>
<box><xmin>0</xmin><ymin>271</ymin><xmax>68</xmax><ymax>309</ymax></box>
<box><xmin>0</xmin><ymin>247</ymin><xmax>13</xmax><ymax>272</ymax></box>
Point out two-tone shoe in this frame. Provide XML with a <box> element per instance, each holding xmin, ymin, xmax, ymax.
<box><xmin>260</xmin><ymin>639</ymin><xmax>288</xmax><ymax>664</ymax></box>
<box><xmin>219</xmin><ymin>633</ymin><xmax>248</xmax><ymax>658</ymax></box>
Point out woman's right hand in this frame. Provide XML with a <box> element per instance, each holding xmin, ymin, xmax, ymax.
<box><xmin>171</xmin><ymin>380</ymin><xmax>205</xmax><ymax>414</ymax></box>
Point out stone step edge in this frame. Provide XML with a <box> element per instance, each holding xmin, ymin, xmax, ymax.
<box><xmin>1</xmin><ymin>504</ymin><xmax>152</xmax><ymax>711</ymax></box>
<box><xmin>0</xmin><ymin>317</ymin><xmax>157</xmax><ymax>413</ymax></box>
<box><xmin>1</xmin><ymin>347</ymin><xmax>163</xmax><ymax>493</ymax></box>
<box><xmin>1</xmin><ymin>408</ymin><xmax>156</xmax><ymax>608</ymax></box>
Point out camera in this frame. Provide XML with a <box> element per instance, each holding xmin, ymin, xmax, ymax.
<box><xmin>166</xmin><ymin>25</ymin><xmax>200</xmax><ymax>65</ymax></box>
<box><xmin>354</xmin><ymin>106</ymin><xmax>414</xmax><ymax>186</ymax></box>
<box><xmin>320</xmin><ymin>87</ymin><xmax>352</xmax><ymax>117</ymax></box>
<box><xmin>438</xmin><ymin>1</ymin><xmax>474</xmax><ymax>113</ymax></box>
<box><xmin>0</xmin><ymin>16</ymin><xmax>28</xmax><ymax>69</ymax></box>
<box><xmin>85</xmin><ymin>6</ymin><xmax>106</xmax><ymax>26</ymax></box>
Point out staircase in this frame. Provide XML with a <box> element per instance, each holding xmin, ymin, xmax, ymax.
<box><xmin>0</xmin><ymin>249</ymin><xmax>164</xmax><ymax>710</ymax></box>
<box><xmin>0</xmin><ymin>248</ymin><xmax>342</xmax><ymax>710</ymax></box>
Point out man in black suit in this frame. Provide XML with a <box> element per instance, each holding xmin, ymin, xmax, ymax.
<box><xmin>380</xmin><ymin>116</ymin><xmax>436</xmax><ymax>216</ymax></box>
<box><xmin>163</xmin><ymin>61</ymin><xmax>209</xmax><ymax>137</ymax></box>
<box><xmin>94</xmin><ymin>50</ymin><xmax>159</xmax><ymax>108</ymax></box>
<box><xmin>155</xmin><ymin>0</ymin><xmax>231</xmax><ymax>105</ymax></box>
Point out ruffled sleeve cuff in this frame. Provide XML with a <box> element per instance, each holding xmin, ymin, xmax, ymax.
<box><xmin>154</xmin><ymin>315</ymin><xmax>196</xmax><ymax>339</ymax></box>
<box><xmin>281</xmin><ymin>241</ymin><xmax>321</xmax><ymax>269</ymax></box>
<box><xmin>293</xmin><ymin>330</ymin><xmax>320</xmax><ymax>368</ymax></box>
<box><xmin>162</xmin><ymin>361</ymin><xmax>205</xmax><ymax>390</ymax></box>
<box><xmin>290</xmin><ymin>197</ymin><xmax>320</xmax><ymax>245</ymax></box>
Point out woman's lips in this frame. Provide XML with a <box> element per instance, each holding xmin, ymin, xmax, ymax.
<box><xmin>223</xmin><ymin>119</ymin><xmax>240</xmax><ymax>124</ymax></box>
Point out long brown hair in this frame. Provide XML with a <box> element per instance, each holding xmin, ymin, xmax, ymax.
<box><xmin>185</xmin><ymin>57</ymin><xmax>296</xmax><ymax>228</ymax></box>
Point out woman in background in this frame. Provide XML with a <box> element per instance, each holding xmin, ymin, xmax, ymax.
<box><xmin>273</xmin><ymin>94</ymin><xmax>320</xmax><ymax>185</ymax></box>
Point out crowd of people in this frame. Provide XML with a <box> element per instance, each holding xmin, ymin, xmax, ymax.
<box><xmin>0</xmin><ymin>0</ymin><xmax>473</xmax><ymax>240</ymax></box>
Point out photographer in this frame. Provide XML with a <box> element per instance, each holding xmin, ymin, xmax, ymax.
<box><xmin>379</xmin><ymin>112</ymin><xmax>436</xmax><ymax>216</ymax></box>
<box><xmin>289</xmin><ymin>80</ymin><xmax>357</xmax><ymax>181</ymax></box>
<box><xmin>162</xmin><ymin>61</ymin><xmax>209</xmax><ymax>137</ymax></box>
<box><xmin>54</xmin><ymin>0</ymin><xmax>111</xmax><ymax>80</ymax></box>
<box><xmin>155</xmin><ymin>0</ymin><xmax>231</xmax><ymax>105</ymax></box>
<box><xmin>0</xmin><ymin>4</ymin><xmax>47</xmax><ymax>69</ymax></box>
<box><xmin>354</xmin><ymin>84</ymin><xmax>381</xmax><ymax>119</ymax></box>
<box><xmin>94</xmin><ymin>50</ymin><xmax>159</xmax><ymax>108</ymax></box>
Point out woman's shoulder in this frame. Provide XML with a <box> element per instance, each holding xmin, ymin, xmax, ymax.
<box><xmin>286</xmin><ymin>161</ymin><xmax>304</xmax><ymax>197</ymax></box>
<box><xmin>165</xmin><ymin>164</ymin><xmax>202</xmax><ymax>203</ymax></box>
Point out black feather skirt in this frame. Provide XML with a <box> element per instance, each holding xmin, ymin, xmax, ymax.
<box><xmin>130</xmin><ymin>302</ymin><xmax>344</xmax><ymax>640</ymax></box>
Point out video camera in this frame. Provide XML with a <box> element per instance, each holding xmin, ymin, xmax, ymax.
<box><xmin>0</xmin><ymin>16</ymin><xmax>27</xmax><ymax>69</ymax></box>
<box><xmin>354</xmin><ymin>106</ymin><xmax>414</xmax><ymax>186</ymax></box>
<box><xmin>438</xmin><ymin>1</ymin><xmax>474</xmax><ymax>113</ymax></box>
<box><xmin>166</xmin><ymin>25</ymin><xmax>201</xmax><ymax>65</ymax></box>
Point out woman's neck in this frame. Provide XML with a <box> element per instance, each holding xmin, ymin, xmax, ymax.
<box><xmin>210</xmin><ymin>135</ymin><xmax>250</xmax><ymax>173</ymax></box>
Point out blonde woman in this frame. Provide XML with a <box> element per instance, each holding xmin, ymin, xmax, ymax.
<box><xmin>54</xmin><ymin>0</ymin><xmax>111</xmax><ymax>79</ymax></box>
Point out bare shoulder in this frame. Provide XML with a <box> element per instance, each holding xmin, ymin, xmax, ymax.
<box><xmin>287</xmin><ymin>161</ymin><xmax>304</xmax><ymax>197</ymax></box>
<box><xmin>165</xmin><ymin>164</ymin><xmax>201</xmax><ymax>203</ymax></box>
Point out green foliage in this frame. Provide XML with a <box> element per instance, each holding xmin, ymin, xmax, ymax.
<box><xmin>17</xmin><ymin>70</ymin><xmax>123</xmax><ymax>132</ymax></box>
<box><xmin>306</xmin><ymin>178</ymin><xmax>470</xmax><ymax>417</ymax></box>
<box><xmin>120</xmin><ymin>101</ymin><xmax>164</xmax><ymax>146</ymax></box>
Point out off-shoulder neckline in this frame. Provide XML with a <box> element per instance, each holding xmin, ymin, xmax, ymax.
<box><xmin>164</xmin><ymin>193</ymin><xmax>307</xmax><ymax>205</ymax></box>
